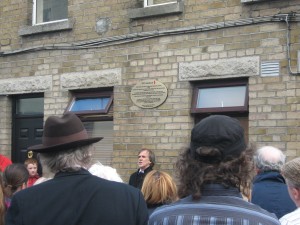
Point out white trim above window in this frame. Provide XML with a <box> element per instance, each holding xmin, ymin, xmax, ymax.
<box><xmin>33</xmin><ymin>0</ymin><xmax>68</xmax><ymax>25</ymax></box>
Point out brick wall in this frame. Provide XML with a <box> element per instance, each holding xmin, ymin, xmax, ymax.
<box><xmin>1</xmin><ymin>0</ymin><xmax>300</xmax><ymax>181</ymax></box>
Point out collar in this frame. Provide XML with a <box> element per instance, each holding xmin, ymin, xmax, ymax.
<box><xmin>54</xmin><ymin>168</ymin><xmax>90</xmax><ymax>178</ymax></box>
<box><xmin>253</xmin><ymin>171</ymin><xmax>285</xmax><ymax>184</ymax></box>
<box><xmin>138</xmin><ymin>166</ymin><xmax>152</xmax><ymax>174</ymax></box>
<box><xmin>201</xmin><ymin>184</ymin><xmax>243</xmax><ymax>198</ymax></box>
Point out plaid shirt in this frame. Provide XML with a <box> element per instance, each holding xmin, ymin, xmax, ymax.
<box><xmin>149</xmin><ymin>184</ymin><xmax>280</xmax><ymax>225</ymax></box>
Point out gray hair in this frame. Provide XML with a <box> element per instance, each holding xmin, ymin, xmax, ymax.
<box><xmin>38</xmin><ymin>145</ymin><xmax>93</xmax><ymax>174</ymax></box>
<box><xmin>255</xmin><ymin>146</ymin><xmax>286</xmax><ymax>172</ymax></box>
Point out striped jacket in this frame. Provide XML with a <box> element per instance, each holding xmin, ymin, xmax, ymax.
<box><xmin>149</xmin><ymin>184</ymin><xmax>280</xmax><ymax>225</ymax></box>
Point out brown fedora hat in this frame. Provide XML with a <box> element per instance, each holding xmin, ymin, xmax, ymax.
<box><xmin>28</xmin><ymin>113</ymin><xmax>103</xmax><ymax>153</ymax></box>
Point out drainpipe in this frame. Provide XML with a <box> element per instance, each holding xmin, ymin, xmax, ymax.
<box><xmin>283</xmin><ymin>13</ymin><xmax>300</xmax><ymax>75</ymax></box>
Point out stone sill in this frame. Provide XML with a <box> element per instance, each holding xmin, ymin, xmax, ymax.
<box><xmin>128</xmin><ymin>2</ymin><xmax>184</xmax><ymax>19</ymax></box>
<box><xmin>19</xmin><ymin>19</ymin><xmax>74</xmax><ymax>36</ymax></box>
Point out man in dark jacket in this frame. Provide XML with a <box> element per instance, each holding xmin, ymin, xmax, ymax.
<box><xmin>6</xmin><ymin>113</ymin><xmax>148</xmax><ymax>225</ymax></box>
<box><xmin>251</xmin><ymin>146</ymin><xmax>296</xmax><ymax>219</ymax></box>
<box><xmin>129</xmin><ymin>148</ymin><xmax>155</xmax><ymax>189</ymax></box>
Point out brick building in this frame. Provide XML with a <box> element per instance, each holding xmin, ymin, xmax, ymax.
<box><xmin>1</xmin><ymin>0</ymin><xmax>300</xmax><ymax>181</ymax></box>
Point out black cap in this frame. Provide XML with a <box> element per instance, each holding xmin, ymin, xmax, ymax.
<box><xmin>190</xmin><ymin>115</ymin><xmax>246</xmax><ymax>162</ymax></box>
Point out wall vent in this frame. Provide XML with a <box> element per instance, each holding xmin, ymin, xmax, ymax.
<box><xmin>261</xmin><ymin>61</ymin><xmax>280</xmax><ymax>77</ymax></box>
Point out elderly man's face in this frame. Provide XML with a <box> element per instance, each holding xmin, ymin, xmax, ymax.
<box><xmin>138</xmin><ymin>150</ymin><xmax>151</xmax><ymax>171</ymax></box>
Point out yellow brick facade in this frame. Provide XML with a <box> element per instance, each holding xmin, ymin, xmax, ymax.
<box><xmin>1</xmin><ymin>0</ymin><xmax>300</xmax><ymax>181</ymax></box>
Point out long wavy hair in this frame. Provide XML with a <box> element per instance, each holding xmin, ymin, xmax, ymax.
<box><xmin>38</xmin><ymin>145</ymin><xmax>93</xmax><ymax>174</ymax></box>
<box><xmin>176</xmin><ymin>144</ymin><xmax>255</xmax><ymax>200</ymax></box>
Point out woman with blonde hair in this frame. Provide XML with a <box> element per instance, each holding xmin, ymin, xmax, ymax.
<box><xmin>141</xmin><ymin>170</ymin><xmax>178</xmax><ymax>215</ymax></box>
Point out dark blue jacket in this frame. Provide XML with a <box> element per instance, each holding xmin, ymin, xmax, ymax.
<box><xmin>251</xmin><ymin>171</ymin><xmax>296</xmax><ymax>219</ymax></box>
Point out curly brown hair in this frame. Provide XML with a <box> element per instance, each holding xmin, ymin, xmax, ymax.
<box><xmin>176</xmin><ymin>144</ymin><xmax>255</xmax><ymax>200</ymax></box>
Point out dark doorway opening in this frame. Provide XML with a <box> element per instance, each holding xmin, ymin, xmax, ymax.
<box><xmin>12</xmin><ymin>94</ymin><xmax>44</xmax><ymax>165</ymax></box>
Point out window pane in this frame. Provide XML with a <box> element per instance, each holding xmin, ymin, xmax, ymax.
<box><xmin>70</xmin><ymin>98</ymin><xmax>110</xmax><ymax>112</ymax></box>
<box><xmin>16</xmin><ymin>98</ymin><xmax>44</xmax><ymax>115</ymax></box>
<box><xmin>83</xmin><ymin>121</ymin><xmax>113</xmax><ymax>166</ymax></box>
<box><xmin>197</xmin><ymin>86</ymin><xmax>246</xmax><ymax>108</ymax></box>
<box><xmin>36</xmin><ymin>0</ymin><xmax>67</xmax><ymax>24</ymax></box>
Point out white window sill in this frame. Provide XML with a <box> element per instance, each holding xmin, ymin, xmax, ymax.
<box><xmin>128</xmin><ymin>2</ymin><xmax>184</xmax><ymax>19</ymax></box>
<box><xmin>19</xmin><ymin>19</ymin><xmax>74</xmax><ymax>36</ymax></box>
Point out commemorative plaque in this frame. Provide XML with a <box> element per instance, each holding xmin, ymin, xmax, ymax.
<box><xmin>130</xmin><ymin>80</ymin><xmax>168</xmax><ymax>109</ymax></box>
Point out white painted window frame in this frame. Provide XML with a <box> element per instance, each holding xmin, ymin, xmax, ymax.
<box><xmin>32</xmin><ymin>0</ymin><xmax>68</xmax><ymax>26</ymax></box>
<box><xmin>143</xmin><ymin>0</ymin><xmax>177</xmax><ymax>7</ymax></box>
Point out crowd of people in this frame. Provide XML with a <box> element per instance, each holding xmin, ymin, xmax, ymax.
<box><xmin>0</xmin><ymin>113</ymin><xmax>299</xmax><ymax>224</ymax></box>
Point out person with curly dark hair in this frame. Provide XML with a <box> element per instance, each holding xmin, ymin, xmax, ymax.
<box><xmin>149</xmin><ymin>115</ymin><xmax>280</xmax><ymax>225</ymax></box>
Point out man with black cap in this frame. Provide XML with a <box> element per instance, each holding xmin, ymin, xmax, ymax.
<box><xmin>149</xmin><ymin>115</ymin><xmax>280</xmax><ymax>225</ymax></box>
<box><xmin>6</xmin><ymin>113</ymin><xmax>148</xmax><ymax>225</ymax></box>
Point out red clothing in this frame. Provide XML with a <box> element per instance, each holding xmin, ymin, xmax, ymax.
<box><xmin>0</xmin><ymin>154</ymin><xmax>12</xmax><ymax>172</ymax></box>
<box><xmin>27</xmin><ymin>175</ymin><xmax>40</xmax><ymax>187</ymax></box>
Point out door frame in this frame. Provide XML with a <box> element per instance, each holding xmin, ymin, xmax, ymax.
<box><xmin>11</xmin><ymin>94</ymin><xmax>44</xmax><ymax>162</ymax></box>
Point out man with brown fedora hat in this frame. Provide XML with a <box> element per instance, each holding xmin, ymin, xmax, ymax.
<box><xmin>6</xmin><ymin>113</ymin><xmax>148</xmax><ymax>225</ymax></box>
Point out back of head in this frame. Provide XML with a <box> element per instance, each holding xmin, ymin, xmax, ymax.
<box><xmin>3</xmin><ymin>163</ymin><xmax>29</xmax><ymax>197</ymax></box>
<box><xmin>38</xmin><ymin>145</ymin><xmax>93</xmax><ymax>174</ymax></box>
<box><xmin>141</xmin><ymin>170</ymin><xmax>178</xmax><ymax>205</ymax></box>
<box><xmin>281</xmin><ymin>157</ymin><xmax>300</xmax><ymax>188</ymax></box>
<box><xmin>176</xmin><ymin>115</ymin><xmax>254</xmax><ymax>199</ymax></box>
<box><xmin>88</xmin><ymin>162</ymin><xmax>123</xmax><ymax>182</ymax></box>
<box><xmin>255</xmin><ymin>146</ymin><xmax>285</xmax><ymax>172</ymax></box>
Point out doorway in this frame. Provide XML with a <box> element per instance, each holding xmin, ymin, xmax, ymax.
<box><xmin>12</xmin><ymin>94</ymin><xmax>44</xmax><ymax>163</ymax></box>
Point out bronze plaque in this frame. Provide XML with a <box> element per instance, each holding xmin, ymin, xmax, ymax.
<box><xmin>130</xmin><ymin>80</ymin><xmax>168</xmax><ymax>109</ymax></box>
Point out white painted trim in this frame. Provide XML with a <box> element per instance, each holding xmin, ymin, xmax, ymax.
<box><xmin>32</xmin><ymin>0</ymin><xmax>37</xmax><ymax>25</ymax></box>
<box><xmin>144</xmin><ymin>0</ymin><xmax>177</xmax><ymax>7</ymax></box>
<box><xmin>33</xmin><ymin>19</ymin><xmax>68</xmax><ymax>26</ymax></box>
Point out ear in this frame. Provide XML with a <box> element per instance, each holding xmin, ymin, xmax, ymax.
<box><xmin>290</xmin><ymin>187</ymin><xmax>300</xmax><ymax>200</ymax></box>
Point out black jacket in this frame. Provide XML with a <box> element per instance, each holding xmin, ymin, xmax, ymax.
<box><xmin>129</xmin><ymin>166</ymin><xmax>153</xmax><ymax>189</ymax></box>
<box><xmin>6</xmin><ymin>169</ymin><xmax>148</xmax><ymax>225</ymax></box>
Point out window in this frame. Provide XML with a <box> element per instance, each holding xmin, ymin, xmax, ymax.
<box><xmin>191</xmin><ymin>79</ymin><xmax>249</xmax><ymax>142</ymax></box>
<box><xmin>191</xmin><ymin>79</ymin><xmax>248</xmax><ymax>113</ymax></box>
<box><xmin>84</xmin><ymin>120</ymin><xmax>113</xmax><ymax>166</ymax></box>
<box><xmin>16</xmin><ymin>97</ymin><xmax>44</xmax><ymax>115</ymax></box>
<box><xmin>129</xmin><ymin>0</ymin><xmax>183</xmax><ymax>19</ymax></box>
<box><xmin>33</xmin><ymin>0</ymin><xmax>68</xmax><ymax>25</ymax></box>
<box><xmin>65</xmin><ymin>89</ymin><xmax>114</xmax><ymax>165</ymax></box>
<box><xmin>144</xmin><ymin>0</ymin><xmax>177</xmax><ymax>7</ymax></box>
<box><xmin>66</xmin><ymin>91</ymin><xmax>113</xmax><ymax>116</ymax></box>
